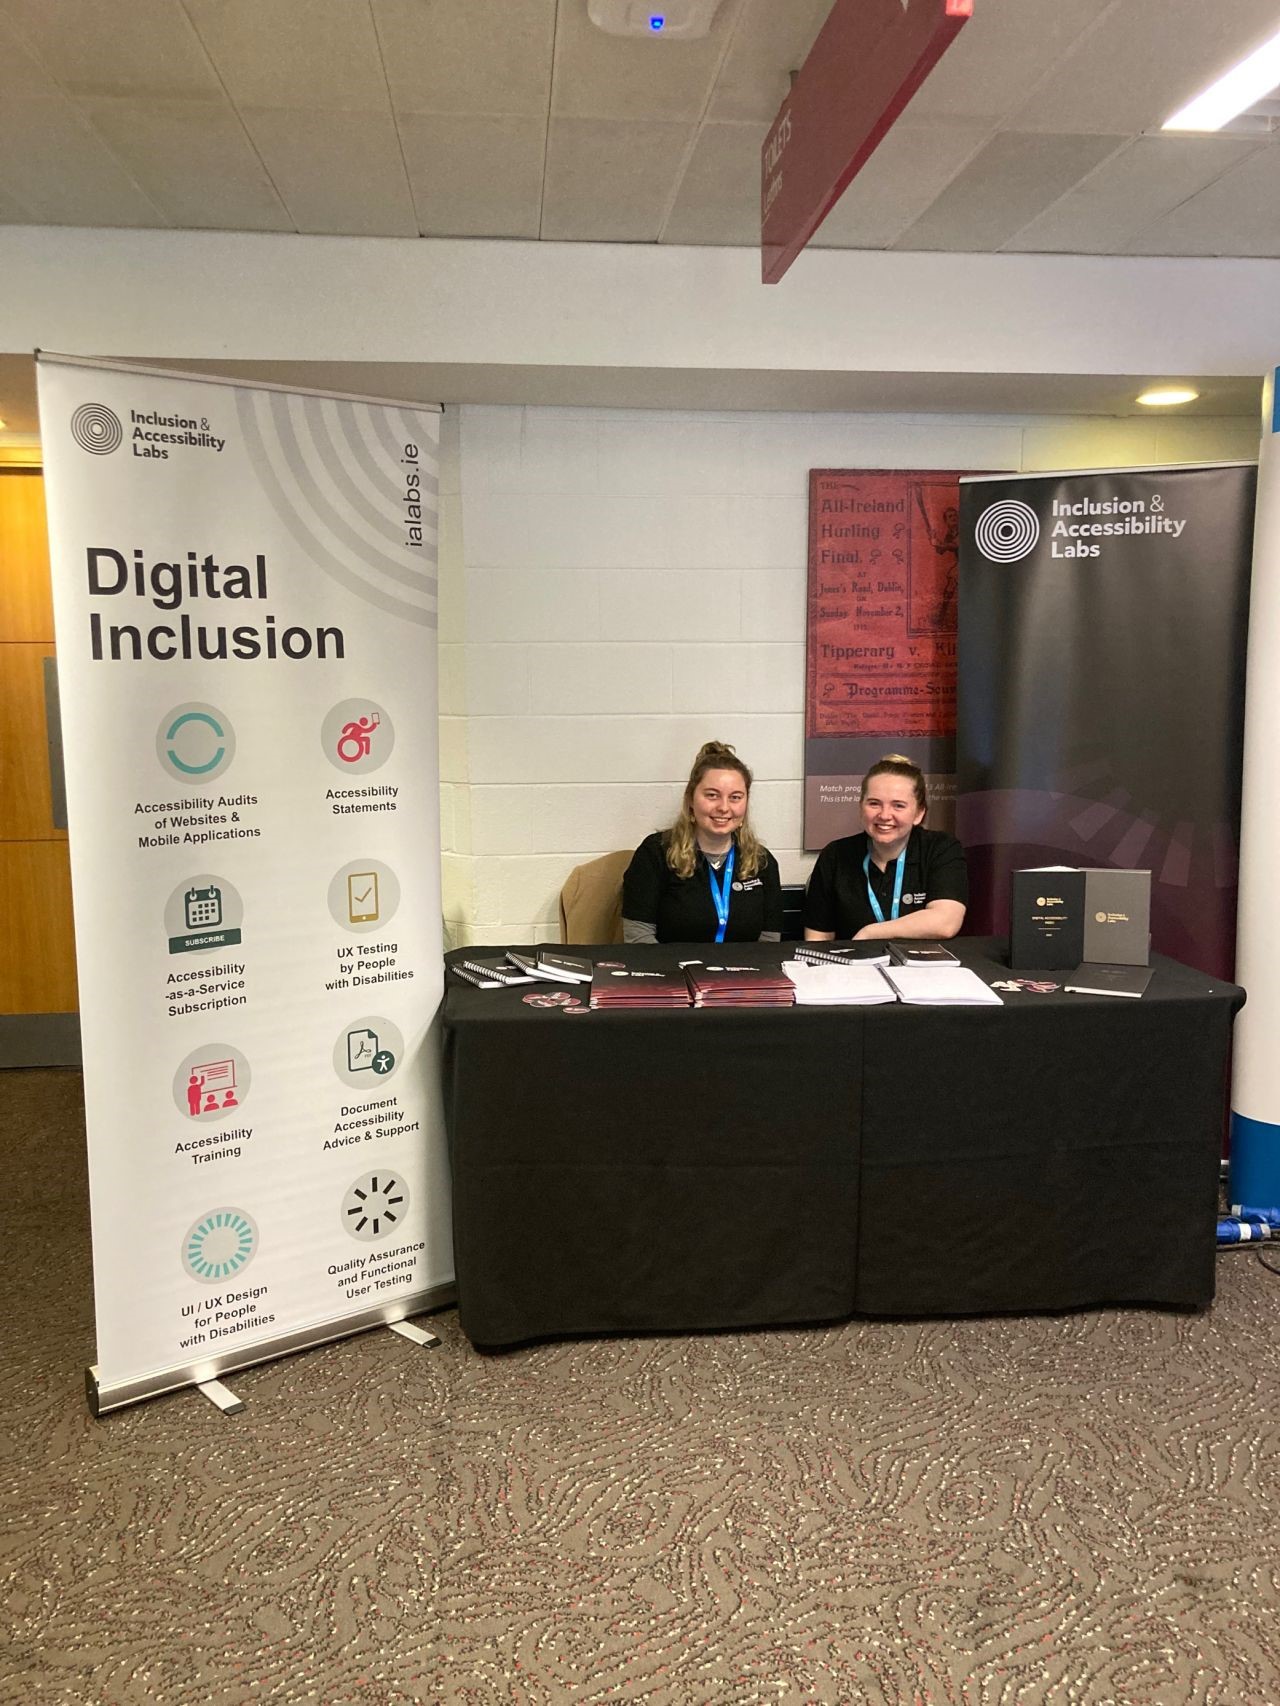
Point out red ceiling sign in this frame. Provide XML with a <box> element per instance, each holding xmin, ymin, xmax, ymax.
<box><xmin>761</xmin><ymin>0</ymin><xmax>972</xmax><ymax>284</ymax></box>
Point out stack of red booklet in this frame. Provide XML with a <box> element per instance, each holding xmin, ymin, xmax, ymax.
<box><xmin>589</xmin><ymin>968</ymin><xmax>692</xmax><ymax>1009</ymax></box>
<box><xmin>684</xmin><ymin>963</ymin><xmax>796</xmax><ymax>1007</ymax></box>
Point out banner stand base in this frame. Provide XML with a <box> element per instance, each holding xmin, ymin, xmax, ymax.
<box><xmin>388</xmin><ymin>1318</ymin><xmax>442</xmax><ymax>1349</ymax></box>
<box><xmin>86</xmin><ymin>1280</ymin><xmax>456</xmax><ymax>1418</ymax></box>
<box><xmin>197</xmin><ymin>1378</ymin><xmax>246</xmax><ymax>1416</ymax></box>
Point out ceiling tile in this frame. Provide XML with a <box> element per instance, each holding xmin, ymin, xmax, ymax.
<box><xmin>904</xmin><ymin>0</ymin><xmax>1113</xmax><ymax>125</ymax></box>
<box><xmin>0</xmin><ymin>0</ymin><xmax>223</xmax><ymax>101</ymax></box>
<box><xmin>813</xmin><ymin>120</ymin><xmax>994</xmax><ymax>251</ymax></box>
<box><xmin>239</xmin><ymin>107</ymin><xmax>416</xmax><ymax>237</ymax></box>
<box><xmin>662</xmin><ymin>120</ymin><xmax>767</xmax><ymax>245</ymax></box>
<box><xmin>398</xmin><ymin>112</ymin><xmax>544</xmax><ymax>238</ymax></box>
<box><xmin>543</xmin><ymin>117</ymin><xmax>695</xmax><ymax>241</ymax></box>
<box><xmin>895</xmin><ymin>131</ymin><xmax>1126</xmax><ymax>251</ymax></box>
<box><xmin>184</xmin><ymin>0</ymin><xmax>389</xmax><ymax>112</ymax></box>
<box><xmin>706</xmin><ymin>0</ymin><xmax>833</xmax><ymax>123</ymax></box>
<box><xmin>0</xmin><ymin>183</ymin><xmax>38</xmax><ymax>222</ymax></box>
<box><xmin>552</xmin><ymin>0</ymin><xmax>742</xmax><ymax>122</ymax></box>
<box><xmin>0</xmin><ymin>14</ymin><xmax>65</xmax><ymax>100</ymax></box>
<box><xmin>1122</xmin><ymin>142</ymin><xmax>1280</xmax><ymax>257</ymax></box>
<box><xmin>1005</xmin><ymin>0</ymin><xmax>1280</xmax><ymax>134</ymax></box>
<box><xmin>0</xmin><ymin>97</ymin><xmax>169</xmax><ymax>225</ymax></box>
<box><xmin>375</xmin><ymin>0</ymin><xmax>555</xmax><ymax>117</ymax></box>
<box><xmin>1004</xmin><ymin>134</ymin><xmax>1264</xmax><ymax>254</ymax></box>
<box><xmin>82</xmin><ymin>97</ymin><xmax>290</xmax><ymax>230</ymax></box>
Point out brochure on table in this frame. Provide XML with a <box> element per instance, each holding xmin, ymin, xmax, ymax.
<box><xmin>36</xmin><ymin>354</ymin><xmax>451</xmax><ymax>1413</ymax></box>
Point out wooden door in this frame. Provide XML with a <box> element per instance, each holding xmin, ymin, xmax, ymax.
<box><xmin>0</xmin><ymin>467</ymin><xmax>78</xmax><ymax>1018</ymax></box>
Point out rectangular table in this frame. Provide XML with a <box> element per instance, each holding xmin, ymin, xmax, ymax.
<box><xmin>441</xmin><ymin>939</ymin><xmax>1243</xmax><ymax>1348</ymax></box>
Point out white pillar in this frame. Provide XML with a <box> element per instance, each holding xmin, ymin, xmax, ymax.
<box><xmin>1231</xmin><ymin>366</ymin><xmax>1280</xmax><ymax>1210</ymax></box>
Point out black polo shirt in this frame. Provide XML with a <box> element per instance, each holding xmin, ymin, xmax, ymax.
<box><xmin>802</xmin><ymin>826</ymin><xmax>968</xmax><ymax>938</ymax></box>
<box><xmin>623</xmin><ymin>832</ymin><xmax>784</xmax><ymax>943</ymax></box>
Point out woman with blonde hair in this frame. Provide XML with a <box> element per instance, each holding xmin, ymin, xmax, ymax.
<box><xmin>622</xmin><ymin>741</ymin><xmax>783</xmax><ymax>944</ymax></box>
<box><xmin>803</xmin><ymin>753</ymin><xmax>967</xmax><ymax>942</ymax></box>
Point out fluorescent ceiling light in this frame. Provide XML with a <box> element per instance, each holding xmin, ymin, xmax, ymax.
<box><xmin>1163</xmin><ymin>26</ymin><xmax>1280</xmax><ymax>130</ymax></box>
<box><xmin>1136</xmin><ymin>387</ymin><xmax>1199</xmax><ymax>407</ymax></box>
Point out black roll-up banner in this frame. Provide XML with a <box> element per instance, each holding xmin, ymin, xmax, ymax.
<box><xmin>956</xmin><ymin>463</ymin><xmax>1256</xmax><ymax>979</ymax></box>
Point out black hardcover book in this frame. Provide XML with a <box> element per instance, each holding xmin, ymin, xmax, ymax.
<box><xmin>1009</xmin><ymin>868</ymin><xmax>1086</xmax><ymax>970</ymax></box>
<box><xmin>1063</xmin><ymin>962</ymin><xmax>1153</xmax><ymax>999</ymax></box>
<box><xmin>888</xmin><ymin>941</ymin><xmax>959</xmax><ymax>966</ymax></box>
<box><xmin>535</xmin><ymin>950</ymin><xmax>593</xmax><ymax>983</ymax></box>
<box><xmin>506</xmin><ymin>950</ymin><xmax>580</xmax><ymax>983</ymax></box>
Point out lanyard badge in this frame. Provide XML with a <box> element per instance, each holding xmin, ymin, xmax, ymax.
<box><xmin>863</xmin><ymin>849</ymin><xmax>905</xmax><ymax>924</ymax></box>
<box><xmin>707</xmin><ymin>846</ymin><xmax>736</xmax><ymax>943</ymax></box>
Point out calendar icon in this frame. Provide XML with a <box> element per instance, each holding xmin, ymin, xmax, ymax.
<box><xmin>185</xmin><ymin>885</ymin><xmax>223</xmax><ymax>929</ymax></box>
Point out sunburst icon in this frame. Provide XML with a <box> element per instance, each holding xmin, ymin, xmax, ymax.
<box><xmin>342</xmin><ymin>1172</ymin><xmax>410</xmax><ymax>1242</ymax></box>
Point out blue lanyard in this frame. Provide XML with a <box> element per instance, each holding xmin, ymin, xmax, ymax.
<box><xmin>863</xmin><ymin>849</ymin><xmax>905</xmax><ymax>924</ymax></box>
<box><xmin>707</xmin><ymin>846</ymin><xmax>735</xmax><ymax>943</ymax></box>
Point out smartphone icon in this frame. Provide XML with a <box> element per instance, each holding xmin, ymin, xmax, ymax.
<box><xmin>347</xmin><ymin>871</ymin><xmax>379</xmax><ymax>924</ymax></box>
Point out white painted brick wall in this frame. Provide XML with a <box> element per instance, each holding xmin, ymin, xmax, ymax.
<box><xmin>441</xmin><ymin>402</ymin><xmax>1255</xmax><ymax>946</ymax></box>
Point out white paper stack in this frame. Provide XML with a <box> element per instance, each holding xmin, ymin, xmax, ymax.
<box><xmin>880</xmin><ymin>966</ymin><xmax>1004</xmax><ymax>1006</ymax></box>
<box><xmin>782</xmin><ymin>961</ymin><xmax>899</xmax><ymax>1006</ymax></box>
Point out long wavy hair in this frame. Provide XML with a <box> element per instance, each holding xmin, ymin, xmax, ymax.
<box><xmin>664</xmin><ymin>740</ymin><xmax>766</xmax><ymax>880</ymax></box>
<box><xmin>861</xmin><ymin>753</ymin><xmax>928</xmax><ymax>814</ymax></box>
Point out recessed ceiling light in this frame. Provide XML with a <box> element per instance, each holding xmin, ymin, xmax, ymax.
<box><xmin>1163</xmin><ymin>25</ymin><xmax>1280</xmax><ymax>130</ymax></box>
<box><xmin>1136</xmin><ymin>387</ymin><xmax>1199</xmax><ymax>407</ymax></box>
<box><xmin>0</xmin><ymin>417</ymin><xmax>7</xmax><ymax>430</ymax></box>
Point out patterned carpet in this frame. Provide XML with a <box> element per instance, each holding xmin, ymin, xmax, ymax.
<box><xmin>2</xmin><ymin>1068</ymin><xmax>1280</xmax><ymax>1706</ymax></box>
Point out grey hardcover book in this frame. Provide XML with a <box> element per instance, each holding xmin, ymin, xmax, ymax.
<box><xmin>1083</xmin><ymin>869</ymin><xmax>1151</xmax><ymax>966</ymax></box>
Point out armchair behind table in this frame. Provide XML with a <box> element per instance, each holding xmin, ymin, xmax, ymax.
<box><xmin>557</xmin><ymin>849</ymin><xmax>632</xmax><ymax>945</ymax></box>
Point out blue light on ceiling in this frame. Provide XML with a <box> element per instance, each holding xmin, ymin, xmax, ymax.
<box><xmin>649</xmin><ymin>14</ymin><xmax>666</xmax><ymax>30</ymax></box>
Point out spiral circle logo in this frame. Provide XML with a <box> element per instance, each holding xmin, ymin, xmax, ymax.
<box><xmin>70</xmin><ymin>402</ymin><xmax>123</xmax><ymax>455</ymax></box>
<box><xmin>975</xmin><ymin>499</ymin><xmax>1040</xmax><ymax>562</ymax></box>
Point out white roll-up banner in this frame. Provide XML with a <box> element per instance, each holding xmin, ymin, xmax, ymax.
<box><xmin>35</xmin><ymin>354</ymin><xmax>453</xmax><ymax>1414</ymax></box>
<box><xmin>1232</xmin><ymin>367</ymin><xmax>1280</xmax><ymax>1213</ymax></box>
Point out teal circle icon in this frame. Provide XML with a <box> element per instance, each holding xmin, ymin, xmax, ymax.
<box><xmin>182</xmin><ymin>1208</ymin><xmax>258</xmax><ymax>1281</ymax></box>
<box><xmin>157</xmin><ymin>702</ymin><xmax>236</xmax><ymax>784</ymax></box>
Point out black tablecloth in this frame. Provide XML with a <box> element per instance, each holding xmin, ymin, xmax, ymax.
<box><xmin>441</xmin><ymin>939</ymin><xmax>1243</xmax><ymax>1347</ymax></box>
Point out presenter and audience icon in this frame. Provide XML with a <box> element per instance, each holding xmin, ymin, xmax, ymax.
<box><xmin>172</xmin><ymin>1044</ymin><xmax>252</xmax><ymax>1123</ymax></box>
<box><xmin>184</xmin><ymin>1060</ymin><xmax>240</xmax><ymax>1117</ymax></box>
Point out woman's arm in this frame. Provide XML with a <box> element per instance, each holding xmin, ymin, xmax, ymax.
<box><xmin>758</xmin><ymin>852</ymin><xmax>784</xmax><ymax>943</ymax></box>
<box><xmin>621</xmin><ymin>835</ymin><xmax>664</xmax><ymax>944</ymax></box>
<box><xmin>854</xmin><ymin>835</ymin><xmax>968</xmax><ymax>939</ymax></box>
<box><xmin>800</xmin><ymin>847</ymin><xmax>837</xmax><ymax>942</ymax></box>
<box><xmin>853</xmin><ymin>899</ymin><xmax>966</xmax><ymax>941</ymax></box>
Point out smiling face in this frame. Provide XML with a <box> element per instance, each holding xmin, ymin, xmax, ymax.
<box><xmin>690</xmin><ymin>767</ymin><xmax>749</xmax><ymax>849</ymax></box>
<box><xmin>860</xmin><ymin>771</ymin><xmax>925</xmax><ymax>863</ymax></box>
